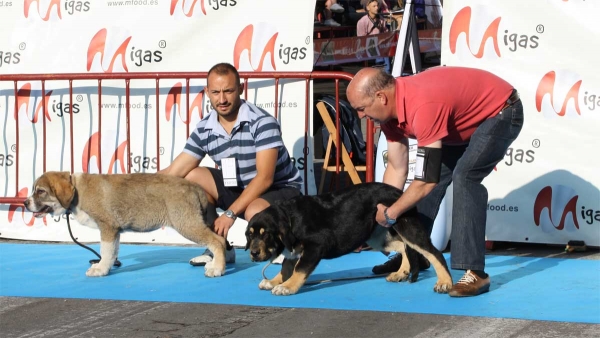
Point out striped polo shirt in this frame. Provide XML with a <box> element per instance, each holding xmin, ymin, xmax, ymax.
<box><xmin>183</xmin><ymin>100</ymin><xmax>303</xmax><ymax>190</ymax></box>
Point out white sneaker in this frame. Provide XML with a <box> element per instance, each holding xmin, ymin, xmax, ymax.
<box><xmin>272</xmin><ymin>254</ymin><xmax>285</xmax><ymax>265</ymax></box>
<box><xmin>330</xmin><ymin>3</ymin><xmax>345</xmax><ymax>13</ymax></box>
<box><xmin>190</xmin><ymin>247</ymin><xmax>236</xmax><ymax>266</ymax></box>
<box><xmin>324</xmin><ymin>19</ymin><xmax>341</xmax><ymax>27</ymax></box>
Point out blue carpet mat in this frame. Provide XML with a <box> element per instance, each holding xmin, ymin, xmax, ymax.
<box><xmin>1</xmin><ymin>243</ymin><xmax>599</xmax><ymax>324</ymax></box>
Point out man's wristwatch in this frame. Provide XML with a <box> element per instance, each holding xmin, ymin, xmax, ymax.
<box><xmin>224</xmin><ymin>209</ymin><xmax>237</xmax><ymax>221</ymax></box>
<box><xmin>384</xmin><ymin>208</ymin><xmax>396</xmax><ymax>226</ymax></box>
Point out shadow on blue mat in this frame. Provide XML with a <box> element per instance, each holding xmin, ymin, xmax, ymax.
<box><xmin>1</xmin><ymin>243</ymin><xmax>598</xmax><ymax>324</ymax></box>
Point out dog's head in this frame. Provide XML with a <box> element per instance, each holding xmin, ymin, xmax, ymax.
<box><xmin>245</xmin><ymin>205</ymin><xmax>297</xmax><ymax>262</ymax></box>
<box><xmin>24</xmin><ymin>171</ymin><xmax>75</xmax><ymax>218</ymax></box>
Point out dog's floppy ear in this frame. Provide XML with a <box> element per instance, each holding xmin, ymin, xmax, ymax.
<box><xmin>244</xmin><ymin>228</ymin><xmax>251</xmax><ymax>251</ymax></box>
<box><xmin>46</xmin><ymin>171</ymin><xmax>75</xmax><ymax>209</ymax></box>
<box><xmin>275</xmin><ymin>206</ymin><xmax>297</xmax><ymax>250</ymax></box>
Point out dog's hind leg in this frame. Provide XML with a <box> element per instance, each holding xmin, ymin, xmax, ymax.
<box><xmin>383</xmin><ymin>240</ymin><xmax>412</xmax><ymax>283</ymax></box>
<box><xmin>393</xmin><ymin>218</ymin><xmax>453</xmax><ymax>293</ymax></box>
<box><xmin>203</xmin><ymin>234</ymin><xmax>227</xmax><ymax>278</ymax></box>
<box><xmin>405</xmin><ymin>246</ymin><xmax>421</xmax><ymax>283</ymax></box>
<box><xmin>86</xmin><ymin>227</ymin><xmax>119</xmax><ymax>277</ymax></box>
<box><xmin>178</xmin><ymin>222</ymin><xmax>227</xmax><ymax>278</ymax></box>
<box><xmin>259</xmin><ymin>258</ymin><xmax>296</xmax><ymax>291</ymax></box>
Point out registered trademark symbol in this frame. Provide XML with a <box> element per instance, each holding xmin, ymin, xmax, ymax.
<box><xmin>76</xmin><ymin>95</ymin><xmax>83</xmax><ymax>102</ymax></box>
<box><xmin>159</xmin><ymin>40</ymin><xmax>167</xmax><ymax>49</ymax></box>
<box><xmin>11</xmin><ymin>144</ymin><xmax>16</xmax><ymax>152</ymax></box>
<box><xmin>159</xmin><ymin>147</ymin><xmax>165</xmax><ymax>155</ymax></box>
<box><xmin>305</xmin><ymin>36</ymin><xmax>311</xmax><ymax>45</ymax></box>
<box><xmin>532</xmin><ymin>139</ymin><xmax>541</xmax><ymax>148</ymax></box>
<box><xmin>19</xmin><ymin>42</ymin><xmax>26</xmax><ymax>50</ymax></box>
<box><xmin>536</xmin><ymin>25</ymin><xmax>544</xmax><ymax>34</ymax></box>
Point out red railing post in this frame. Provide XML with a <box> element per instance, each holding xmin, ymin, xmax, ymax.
<box><xmin>98</xmin><ymin>79</ymin><xmax>103</xmax><ymax>173</ymax></box>
<box><xmin>69</xmin><ymin>79</ymin><xmax>75</xmax><ymax>174</ymax></box>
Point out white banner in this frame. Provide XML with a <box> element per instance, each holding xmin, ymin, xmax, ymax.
<box><xmin>0</xmin><ymin>0</ymin><xmax>317</xmax><ymax>246</ymax></box>
<box><xmin>441</xmin><ymin>0</ymin><xmax>600</xmax><ymax>246</ymax></box>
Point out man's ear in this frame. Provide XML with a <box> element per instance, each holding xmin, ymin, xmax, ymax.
<box><xmin>238</xmin><ymin>82</ymin><xmax>244</xmax><ymax>96</ymax></box>
<box><xmin>376</xmin><ymin>91</ymin><xmax>388</xmax><ymax>105</ymax></box>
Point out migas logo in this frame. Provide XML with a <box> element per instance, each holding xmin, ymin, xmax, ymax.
<box><xmin>0</xmin><ymin>42</ymin><xmax>24</xmax><ymax>68</ymax></box>
<box><xmin>8</xmin><ymin>187</ymin><xmax>48</xmax><ymax>226</ymax></box>
<box><xmin>81</xmin><ymin>132</ymin><xmax>159</xmax><ymax>173</ymax></box>
<box><xmin>534</xmin><ymin>185</ymin><xmax>578</xmax><ymax>233</ymax></box>
<box><xmin>493</xmin><ymin>141</ymin><xmax>539</xmax><ymax>171</ymax></box>
<box><xmin>233</xmin><ymin>24</ymin><xmax>308</xmax><ymax>71</ymax></box>
<box><xmin>533</xmin><ymin>185</ymin><xmax>599</xmax><ymax>233</ymax></box>
<box><xmin>166</xmin><ymin>82</ymin><xmax>206</xmax><ymax>123</ymax></box>
<box><xmin>536</xmin><ymin>70</ymin><xmax>598</xmax><ymax>118</ymax></box>
<box><xmin>15</xmin><ymin>83</ymin><xmax>53</xmax><ymax>123</ymax></box>
<box><xmin>170</xmin><ymin>0</ymin><xmax>206</xmax><ymax>16</ymax></box>
<box><xmin>449</xmin><ymin>6</ymin><xmax>540</xmax><ymax>59</ymax></box>
<box><xmin>87</xmin><ymin>28</ymin><xmax>165</xmax><ymax>73</ymax></box>
<box><xmin>24</xmin><ymin>0</ymin><xmax>90</xmax><ymax>21</ymax></box>
<box><xmin>81</xmin><ymin>132</ymin><xmax>129</xmax><ymax>174</ymax></box>
<box><xmin>169</xmin><ymin>0</ymin><xmax>236</xmax><ymax>17</ymax></box>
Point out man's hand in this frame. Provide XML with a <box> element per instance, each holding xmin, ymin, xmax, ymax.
<box><xmin>376</xmin><ymin>203</ymin><xmax>392</xmax><ymax>228</ymax></box>
<box><xmin>214</xmin><ymin>214</ymin><xmax>235</xmax><ymax>239</ymax></box>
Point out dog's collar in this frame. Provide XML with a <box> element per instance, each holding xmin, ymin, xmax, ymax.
<box><xmin>66</xmin><ymin>173</ymin><xmax>79</xmax><ymax>215</ymax></box>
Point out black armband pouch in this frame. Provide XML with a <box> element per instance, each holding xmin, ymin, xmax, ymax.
<box><xmin>413</xmin><ymin>147</ymin><xmax>442</xmax><ymax>183</ymax></box>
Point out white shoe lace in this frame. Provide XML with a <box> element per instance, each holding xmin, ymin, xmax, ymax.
<box><xmin>457</xmin><ymin>271</ymin><xmax>478</xmax><ymax>285</ymax></box>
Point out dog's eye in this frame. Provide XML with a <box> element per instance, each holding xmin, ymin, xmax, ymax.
<box><xmin>36</xmin><ymin>189</ymin><xmax>46</xmax><ymax>195</ymax></box>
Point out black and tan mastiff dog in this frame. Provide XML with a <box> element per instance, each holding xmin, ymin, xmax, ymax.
<box><xmin>245</xmin><ymin>182</ymin><xmax>453</xmax><ymax>296</ymax></box>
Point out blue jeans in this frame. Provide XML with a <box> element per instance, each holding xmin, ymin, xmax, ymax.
<box><xmin>415</xmin><ymin>98</ymin><xmax>524</xmax><ymax>271</ymax></box>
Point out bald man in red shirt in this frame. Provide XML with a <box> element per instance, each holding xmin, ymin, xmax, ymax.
<box><xmin>347</xmin><ymin>66</ymin><xmax>524</xmax><ymax>297</ymax></box>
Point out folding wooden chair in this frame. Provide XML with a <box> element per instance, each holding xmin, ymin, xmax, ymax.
<box><xmin>316</xmin><ymin>101</ymin><xmax>367</xmax><ymax>194</ymax></box>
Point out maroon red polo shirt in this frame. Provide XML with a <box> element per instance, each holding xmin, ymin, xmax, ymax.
<box><xmin>381</xmin><ymin>66</ymin><xmax>514</xmax><ymax>147</ymax></box>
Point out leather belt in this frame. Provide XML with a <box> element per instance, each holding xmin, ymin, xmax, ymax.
<box><xmin>501</xmin><ymin>89</ymin><xmax>520</xmax><ymax>111</ymax></box>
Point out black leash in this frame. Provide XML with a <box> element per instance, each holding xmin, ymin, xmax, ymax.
<box><xmin>66</xmin><ymin>211</ymin><xmax>121</xmax><ymax>267</ymax></box>
<box><xmin>261</xmin><ymin>259</ymin><xmax>386</xmax><ymax>286</ymax></box>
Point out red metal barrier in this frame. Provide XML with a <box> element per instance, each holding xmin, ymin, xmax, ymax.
<box><xmin>0</xmin><ymin>71</ymin><xmax>374</xmax><ymax>205</ymax></box>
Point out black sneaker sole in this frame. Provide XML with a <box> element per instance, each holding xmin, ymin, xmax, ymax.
<box><xmin>371</xmin><ymin>255</ymin><xmax>430</xmax><ymax>275</ymax></box>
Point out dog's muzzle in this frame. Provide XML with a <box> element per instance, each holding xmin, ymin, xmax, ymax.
<box><xmin>24</xmin><ymin>198</ymin><xmax>53</xmax><ymax>218</ymax></box>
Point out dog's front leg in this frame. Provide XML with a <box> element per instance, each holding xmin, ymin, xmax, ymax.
<box><xmin>271</xmin><ymin>254</ymin><xmax>319</xmax><ymax>296</ymax></box>
<box><xmin>386</xmin><ymin>242</ymin><xmax>412</xmax><ymax>282</ymax></box>
<box><xmin>259</xmin><ymin>258</ymin><xmax>296</xmax><ymax>291</ymax></box>
<box><xmin>86</xmin><ymin>228</ymin><xmax>119</xmax><ymax>277</ymax></box>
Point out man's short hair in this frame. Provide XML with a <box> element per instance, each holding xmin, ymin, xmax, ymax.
<box><xmin>363</xmin><ymin>68</ymin><xmax>395</xmax><ymax>98</ymax></box>
<box><xmin>361</xmin><ymin>0</ymin><xmax>380</xmax><ymax>9</ymax></box>
<box><xmin>207</xmin><ymin>63</ymin><xmax>241</xmax><ymax>86</ymax></box>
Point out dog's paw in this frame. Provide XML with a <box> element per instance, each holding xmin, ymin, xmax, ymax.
<box><xmin>86</xmin><ymin>265</ymin><xmax>109</xmax><ymax>277</ymax></box>
<box><xmin>433</xmin><ymin>282</ymin><xmax>453</xmax><ymax>293</ymax></box>
<box><xmin>259</xmin><ymin>279</ymin><xmax>274</xmax><ymax>290</ymax></box>
<box><xmin>271</xmin><ymin>284</ymin><xmax>295</xmax><ymax>296</ymax></box>
<box><xmin>386</xmin><ymin>270</ymin><xmax>410</xmax><ymax>283</ymax></box>
<box><xmin>204</xmin><ymin>265</ymin><xmax>224</xmax><ymax>278</ymax></box>
<box><xmin>203</xmin><ymin>261</ymin><xmax>225</xmax><ymax>277</ymax></box>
